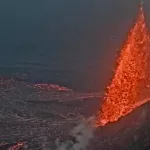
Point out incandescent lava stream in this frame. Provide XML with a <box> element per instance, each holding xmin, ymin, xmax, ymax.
<box><xmin>97</xmin><ymin>5</ymin><xmax>150</xmax><ymax>126</ymax></box>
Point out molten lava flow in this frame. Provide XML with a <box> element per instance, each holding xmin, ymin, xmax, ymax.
<box><xmin>97</xmin><ymin>5</ymin><xmax>150</xmax><ymax>126</ymax></box>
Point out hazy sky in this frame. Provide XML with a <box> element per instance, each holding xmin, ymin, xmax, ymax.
<box><xmin>0</xmin><ymin>0</ymin><xmax>149</xmax><ymax>91</ymax></box>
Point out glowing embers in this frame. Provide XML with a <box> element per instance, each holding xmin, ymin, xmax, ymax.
<box><xmin>97</xmin><ymin>6</ymin><xmax>150</xmax><ymax>126</ymax></box>
<box><xmin>32</xmin><ymin>83</ymin><xmax>71</xmax><ymax>92</ymax></box>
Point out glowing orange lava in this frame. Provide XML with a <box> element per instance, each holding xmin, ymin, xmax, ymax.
<box><xmin>97</xmin><ymin>5</ymin><xmax>150</xmax><ymax>126</ymax></box>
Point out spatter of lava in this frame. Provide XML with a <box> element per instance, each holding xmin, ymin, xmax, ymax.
<box><xmin>96</xmin><ymin>5</ymin><xmax>150</xmax><ymax>126</ymax></box>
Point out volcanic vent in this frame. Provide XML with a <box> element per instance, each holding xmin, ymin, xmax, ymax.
<box><xmin>97</xmin><ymin>4</ymin><xmax>150</xmax><ymax>126</ymax></box>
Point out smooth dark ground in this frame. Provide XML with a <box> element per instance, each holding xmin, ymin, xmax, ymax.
<box><xmin>0</xmin><ymin>0</ymin><xmax>146</xmax><ymax>92</ymax></box>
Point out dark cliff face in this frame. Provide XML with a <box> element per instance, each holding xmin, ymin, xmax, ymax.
<box><xmin>0</xmin><ymin>0</ymin><xmax>140</xmax><ymax>92</ymax></box>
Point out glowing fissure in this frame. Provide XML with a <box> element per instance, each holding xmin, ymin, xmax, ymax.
<box><xmin>97</xmin><ymin>6</ymin><xmax>150</xmax><ymax>126</ymax></box>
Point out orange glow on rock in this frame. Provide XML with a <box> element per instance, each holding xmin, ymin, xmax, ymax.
<box><xmin>97</xmin><ymin>5</ymin><xmax>150</xmax><ymax>126</ymax></box>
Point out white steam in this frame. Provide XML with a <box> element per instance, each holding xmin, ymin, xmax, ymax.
<box><xmin>56</xmin><ymin>117</ymin><xmax>96</xmax><ymax>150</ymax></box>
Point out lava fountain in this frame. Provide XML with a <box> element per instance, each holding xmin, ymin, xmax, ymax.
<box><xmin>96</xmin><ymin>4</ymin><xmax>150</xmax><ymax>126</ymax></box>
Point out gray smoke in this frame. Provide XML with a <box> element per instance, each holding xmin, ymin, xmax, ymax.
<box><xmin>56</xmin><ymin>117</ymin><xmax>96</xmax><ymax>150</ymax></box>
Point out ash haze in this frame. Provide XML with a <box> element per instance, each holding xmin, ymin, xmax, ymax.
<box><xmin>0</xmin><ymin>0</ymin><xmax>148</xmax><ymax>92</ymax></box>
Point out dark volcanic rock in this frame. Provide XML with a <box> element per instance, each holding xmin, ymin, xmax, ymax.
<box><xmin>0</xmin><ymin>79</ymin><xmax>150</xmax><ymax>150</ymax></box>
